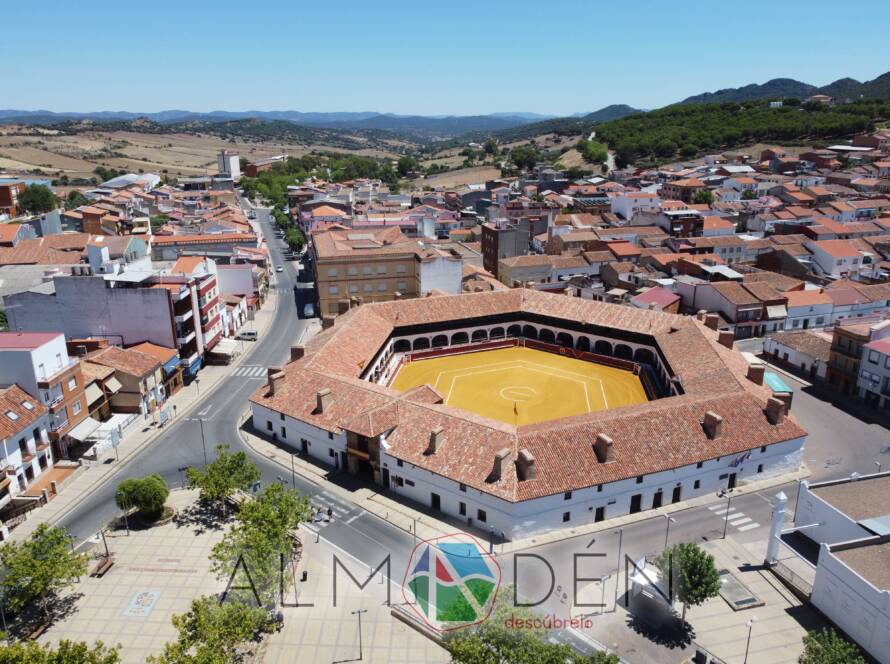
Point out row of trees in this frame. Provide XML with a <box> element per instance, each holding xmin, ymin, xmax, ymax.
<box><xmin>595</xmin><ymin>99</ymin><xmax>890</xmax><ymax>167</ymax></box>
<box><xmin>576</xmin><ymin>138</ymin><xmax>608</xmax><ymax>166</ymax></box>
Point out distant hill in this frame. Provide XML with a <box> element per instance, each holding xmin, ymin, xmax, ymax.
<box><xmin>680</xmin><ymin>71</ymin><xmax>890</xmax><ymax>104</ymax></box>
<box><xmin>585</xmin><ymin>104</ymin><xmax>644</xmax><ymax>123</ymax></box>
<box><xmin>312</xmin><ymin>113</ymin><xmax>531</xmax><ymax>138</ymax></box>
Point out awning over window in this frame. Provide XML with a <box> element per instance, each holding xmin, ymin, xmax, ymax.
<box><xmin>84</xmin><ymin>383</ymin><xmax>104</xmax><ymax>405</ymax></box>
<box><xmin>210</xmin><ymin>338</ymin><xmax>238</xmax><ymax>357</ymax></box>
<box><xmin>766</xmin><ymin>305</ymin><xmax>788</xmax><ymax>319</ymax></box>
<box><xmin>67</xmin><ymin>417</ymin><xmax>102</xmax><ymax>442</ymax></box>
<box><xmin>105</xmin><ymin>377</ymin><xmax>123</xmax><ymax>393</ymax></box>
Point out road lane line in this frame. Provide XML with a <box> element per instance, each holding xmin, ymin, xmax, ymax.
<box><xmin>737</xmin><ymin>522</ymin><xmax>760</xmax><ymax>532</ymax></box>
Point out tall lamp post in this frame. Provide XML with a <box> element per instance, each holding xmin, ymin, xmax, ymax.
<box><xmin>663</xmin><ymin>515</ymin><xmax>676</xmax><ymax>550</ymax></box>
<box><xmin>612</xmin><ymin>527</ymin><xmax>623</xmax><ymax>610</ymax></box>
<box><xmin>720</xmin><ymin>490</ymin><xmax>733</xmax><ymax>539</ymax></box>
<box><xmin>352</xmin><ymin>609</ymin><xmax>368</xmax><ymax>661</ymax></box>
<box><xmin>744</xmin><ymin>616</ymin><xmax>757</xmax><ymax>663</ymax></box>
<box><xmin>185</xmin><ymin>418</ymin><xmax>209</xmax><ymax>467</ymax></box>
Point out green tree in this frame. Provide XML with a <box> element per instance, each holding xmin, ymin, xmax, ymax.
<box><xmin>0</xmin><ymin>523</ymin><xmax>88</xmax><ymax>618</ymax></box>
<box><xmin>653</xmin><ymin>542</ymin><xmax>721</xmax><ymax>621</ymax></box>
<box><xmin>284</xmin><ymin>228</ymin><xmax>305</xmax><ymax>252</ymax></box>
<box><xmin>65</xmin><ymin>191</ymin><xmax>90</xmax><ymax>210</ymax></box>
<box><xmin>741</xmin><ymin>188</ymin><xmax>757</xmax><ymax>200</ymax></box>
<box><xmin>16</xmin><ymin>184</ymin><xmax>58</xmax><ymax>215</ymax></box>
<box><xmin>510</xmin><ymin>145</ymin><xmax>539</xmax><ymax>171</ymax></box>
<box><xmin>799</xmin><ymin>627</ymin><xmax>865</xmax><ymax>664</ymax></box>
<box><xmin>397</xmin><ymin>155</ymin><xmax>419</xmax><ymax>177</ymax></box>
<box><xmin>185</xmin><ymin>444</ymin><xmax>260</xmax><ymax>507</ymax></box>
<box><xmin>576</xmin><ymin>139</ymin><xmax>608</xmax><ymax>165</ymax></box>
<box><xmin>210</xmin><ymin>482</ymin><xmax>311</xmax><ymax>607</ymax></box>
<box><xmin>692</xmin><ymin>188</ymin><xmax>715</xmax><ymax>205</ymax></box>
<box><xmin>115</xmin><ymin>474</ymin><xmax>169</xmax><ymax>520</ymax></box>
<box><xmin>483</xmin><ymin>139</ymin><xmax>498</xmax><ymax>156</ymax></box>
<box><xmin>0</xmin><ymin>639</ymin><xmax>120</xmax><ymax>663</ymax></box>
<box><xmin>147</xmin><ymin>596</ymin><xmax>271</xmax><ymax>664</ymax></box>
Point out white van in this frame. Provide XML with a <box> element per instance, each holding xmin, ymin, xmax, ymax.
<box><xmin>237</xmin><ymin>330</ymin><xmax>258</xmax><ymax>341</ymax></box>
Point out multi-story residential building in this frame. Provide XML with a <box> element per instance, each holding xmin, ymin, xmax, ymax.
<box><xmin>805</xmin><ymin>239</ymin><xmax>873</xmax><ymax>278</ymax></box>
<box><xmin>4</xmin><ymin>250</ymin><xmax>220</xmax><ymax>382</ymax></box>
<box><xmin>856</xmin><ymin>335</ymin><xmax>890</xmax><ymax>408</ymax></box>
<box><xmin>827</xmin><ymin>318</ymin><xmax>890</xmax><ymax>396</ymax></box>
<box><xmin>0</xmin><ymin>384</ymin><xmax>53</xmax><ymax>514</ymax></box>
<box><xmin>311</xmin><ymin>226</ymin><xmax>462</xmax><ymax>316</ymax></box>
<box><xmin>85</xmin><ymin>346</ymin><xmax>165</xmax><ymax>417</ymax></box>
<box><xmin>480</xmin><ymin>221</ymin><xmax>528</xmax><ymax>275</ymax></box>
<box><xmin>0</xmin><ymin>183</ymin><xmax>26</xmax><ymax>218</ymax></box>
<box><xmin>217</xmin><ymin>149</ymin><xmax>240</xmax><ymax>181</ymax></box>
<box><xmin>660</xmin><ymin>178</ymin><xmax>707</xmax><ymax>203</ymax></box>
<box><xmin>0</xmin><ymin>332</ymin><xmax>88</xmax><ymax>458</ymax></box>
<box><xmin>784</xmin><ymin>289</ymin><xmax>833</xmax><ymax>331</ymax></box>
<box><xmin>609</xmin><ymin>192</ymin><xmax>661</xmax><ymax>221</ymax></box>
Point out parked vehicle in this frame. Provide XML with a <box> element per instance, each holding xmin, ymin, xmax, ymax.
<box><xmin>303</xmin><ymin>303</ymin><xmax>315</xmax><ymax>318</ymax></box>
<box><xmin>276</xmin><ymin>266</ymin><xmax>284</xmax><ymax>273</ymax></box>
<box><xmin>236</xmin><ymin>330</ymin><xmax>258</xmax><ymax>341</ymax></box>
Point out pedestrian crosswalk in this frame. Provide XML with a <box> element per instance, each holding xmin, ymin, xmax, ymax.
<box><xmin>230</xmin><ymin>365</ymin><xmax>267</xmax><ymax>379</ymax></box>
<box><xmin>303</xmin><ymin>490</ymin><xmax>355</xmax><ymax>532</ymax></box>
<box><xmin>707</xmin><ymin>502</ymin><xmax>761</xmax><ymax>533</ymax></box>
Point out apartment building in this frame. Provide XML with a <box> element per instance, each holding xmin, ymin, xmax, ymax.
<box><xmin>0</xmin><ymin>332</ymin><xmax>88</xmax><ymax>458</ymax></box>
<box><xmin>480</xmin><ymin>221</ymin><xmax>529</xmax><ymax>274</ymax></box>
<box><xmin>0</xmin><ymin>384</ymin><xmax>53</xmax><ymax>513</ymax></box>
<box><xmin>827</xmin><ymin>318</ymin><xmax>890</xmax><ymax>396</ymax></box>
<box><xmin>311</xmin><ymin>227</ymin><xmax>428</xmax><ymax>316</ymax></box>
<box><xmin>0</xmin><ymin>183</ymin><xmax>26</xmax><ymax>218</ymax></box>
<box><xmin>85</xmin><ymin>346</ymin><xmax>165</xmax><ymax>416</ymax></box>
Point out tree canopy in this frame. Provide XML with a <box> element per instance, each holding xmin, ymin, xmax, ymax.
<box><xmin>185</xmin><ymin>444</ymin><xmax>260</xmax><ymax>506</ymax></box>
<box><xmin>653</xmin><ymin>542</ymin><xmax>721</xmax><ymax>620</ymax></box>
<box><xmin>576</xmin><ymin>138</ymin><xmax>608</xmax><ymax>165</ymax></box>
<box><xmin>510</xmin><ymin>145</ymin><xmax>539</xmax><ymax>171</ymax></box>
<box><xmin>0</xmin><ymin>639</ymin><xmax>120</xmax><ymax>664</ymax></box>
<box><xmin>0</xmin><ymin>523</ymin><xmax>88</xmax><ymax>617</ymax></box>
<box><xmin>595</xmin><ymin>99</ymin><xmax>890</xmax><ymax>166</ymax></box>
<box><xmin>16</xmin><ymin>184</ymin><xmax>58</xmax><ymax>215</ymax></box>
<box><xmin>65</xmin><ymin>191</ymin><xmax>90</xmax><ymax>210</ymax></box>
<box><xmin>147</xmin><ymin>596</ymin><xmax>271</xmax><ymax>664</ymax></box>
<box><xmin>799</xmin><ymin>627</ymin><xmax>866</xmax><ymax>664</ymax></box>
<box><xmin>115</xmin><ymin>474</ymin><xmax>169</xmax><ymax>519</ymax></box>
<box><xmin>210</xmin><ymin>482</ymin><xmax>311</xmax><ymax>607</ymax></box>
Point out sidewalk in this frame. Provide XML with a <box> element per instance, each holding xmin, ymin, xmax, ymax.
<box><xmin>9</xmin><ymin>288</ymin><xmax>281</xmax><ymax>543</ymax></box>
<box><xmin>241</xmin><ymin>424</ymin><xmax>810</xmax><ymax>555</ymax></box>
<box><xmin>685</xmin><ymin>537</ymin><xmax>825</xmax><ymax>664</ymax></box>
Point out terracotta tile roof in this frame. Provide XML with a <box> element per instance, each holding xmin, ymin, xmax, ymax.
<box><xmin>0</xmin><ymin>385</ymin><xmax>46</xmax><ymax>440</ymax></box>
<box><xmin>767</xmin><ymin>331</ymin><xmax>831</xmax><ymax>362</ymax></box>
<box><xmin>88</xmin><ymin>346</ymin><xmax>161</xmax><ymax>378</ymax></box>
<box><xmin>250</xmin><ymin>290</ymin><xmax>805</xmax><ymax>502</ymax></box>
<box><xmin>711</xmin><ymin>281</ymin><xmax>762</xmax><ymax>306</ymax></box>
<box><xmin>785</xmin><ymin>290</ymin><xmax>833</xmax><ymax>307</ymax></box>
<box><xmin>150</xmin><ymin>233</ymin><xmax>256</xmax><ymax>245</ymax></box>
<box><xmin>79</xmin><ymin>360</ymin><xmax>115</xmax><ymax>382</ymax></box>
<box><xmin>128</xmin><ymin>342</ymin><xmax>177</xmax><ymax>365</ymax></box>
<box><xmin>809</xmin><ymin>239</ymin><xmax>862</xmax><ymax>258</ymax></box>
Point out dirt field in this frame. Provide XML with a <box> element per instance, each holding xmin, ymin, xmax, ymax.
<box><xmin>410</xmin><ymin>165</ymin><xmax>503</xmax><ymax>191</ymax></box>
<box><xmin>0</xmin><ymin>127</ymin><xmax>400</xmax><ymax>180</ymax></box>
<box><xmin>391</xmin><ymin>346</ymin><xmax>647</xmax><ymax>426</ymax></box>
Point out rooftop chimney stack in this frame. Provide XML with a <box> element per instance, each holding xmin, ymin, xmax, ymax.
<box><xmin>696</xmin><ymin>310</ymin><xmax>707</xmax><ymax>321</ymax></box>
<box><xmin>703</xmin><ymin>411</ymin><xmax>724</xmax><ymax>439</ymax></box>
<box><xmin>316</xmin><ymin>388</ymin><xmax>332</xmax><ymax>414</ymax></box>
<box><xmin>267</xmin><ymin>367</ymin><xmax>285</xmax><ymax>396</ymax></box>
<box><xmin>718</xmin><ymin>330</ymin><xmax>735</xmax><ymax>349</ymax></box>
<box><xmin>704</xmin><ymin>314</ymin><xmax>720</xmax><ymax>331</ymax></box>
<box><xmin>593</xmin><ymin>433</ymin><xmax>615</xmax><ymax>464</ymax></box>
<box><xmin>746</xmin><ymin>363</ymin><xmax>765</xmax><ymax>386</ymax></box>
<box><xmin>290</xmin><ymin>345</ymin><xmax>305</xmax><ymax>363</ymax></box>
<box><xmin>322</xmin><ymin>315</ymin><xmax>336</xmax><ymax>330</ymax></box>
<box><xmin>765</xmin><ymin>397</ymin><xmax>786</xmax><ymax>425</ymax></box>
<box><xmin>490</xmin><ymin>448</ymin><xmax>511</xmax><ymax>482</ymax></box>
<box><xmin>517</xmin><ymin>448</ymin><xmax>536</xmax><ymax>481</ymax></box>
<box><xmin>427</xmin><ymin>426</ymin><xmax>444</xmax><ymax>454</ymax></box>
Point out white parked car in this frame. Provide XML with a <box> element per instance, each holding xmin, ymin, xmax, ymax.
<box><xmin>276</xmin><ymin>266</ymin><xmax>284</xmax><ymax>273</ymax></box>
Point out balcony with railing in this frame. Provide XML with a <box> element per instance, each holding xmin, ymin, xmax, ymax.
<box><xmin>37</xmin><ymin>358</ymin><xmax>80</xmax><ymax>388</ymax></box>
<box><xmin>174</xmin><ymin>308</ymin><xmax>194</xmax><ymax>323</ymax></box>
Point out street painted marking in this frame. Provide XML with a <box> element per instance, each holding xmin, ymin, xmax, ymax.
<box><xmin>737</xmin><ymin>522</ymin><xmax>760</xmax><ymax>532</ymax></box>
<box><xmin>729</xmin><ymin>517</ymin><xmax>752</xmax><ymax>526</ymax></box>
<box><xmin>231</xmin><ymin>365</ymin><xmax>267</xmax><ymax>378</ymax></box>
<box><xmin>345</xmin><ymin>514</ymin><xmax>361</xmax><ymax>525</ymax></box>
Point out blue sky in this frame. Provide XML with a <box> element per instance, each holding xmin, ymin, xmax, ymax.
<box><xmin>5</xmin><ymin>0</ymin><xmax>890</xmax><ymax>116</ymax></box>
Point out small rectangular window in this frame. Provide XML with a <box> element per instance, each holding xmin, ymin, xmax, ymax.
<box><xmin>280</xmin><ymin>426</ymin><xmax>286</xmax><ymax>438</ymax></box>
<box><xmin>636</xmin><ymin>475</ymin><xmax>644</xmax><ymax>484</ymax></box>
<box><xmin>266</xmin><ymin>421</ymin><xmax>273</xmax><ymax>431</ymax></box>
<box><xmin>405</xmin><ymin>479</ymin><xmax>415</xmax><ymax>487</ymax></box>
<box><xmin>397</xmin><ymin>459</ymin><xmax>404</xmax><ymax>467</ymax></box>
<box><xmin>67</xmin><ymin>377</ymin><xmax>77</xmax><ymax>390</ymax></box>
<box><xmin>597</xmin><ymin>484</ymin><xmax>603</xmax><ymax>492</ymax></box>
<box><xmin>72</xmin><ymin>401</ymin><xmax>81</xmax><ymax>415</ymax></box>
<box><xmin>562</xmin><ymin>512</ymin><xmax>570</xmax><ymax>522</ymax></box>
<box><xmin>280</xmin><ymin>413</ymin><xmax>285</xmax><ymax>421</ymax></box>
<box><xmin>564</xmin><ymin>491</ymin><xmax>572</xmax><ymax>501</ymax></box>
<box><xmin>760</xmin><ymin>446</ymin><xmax>766</xmax><ymax>453</ymax></box>
<box><xmin>696</xmin><ymin>461</ymin><xmax>703</xmax><ymax>469</ymax></box>
<box><xmin>757</xmin><ymin>464</ymin><xmax>764</xmax><ymax>473</ymax></box>
<box><xmin>328</xmin><ymin>432</ymin><xmax>334</xmax><ymax>440</ymax></box>
<box><xmin>459</xmin><ymin>502</ymin><xmax>466</xmax><ymax>516</ymax></box>
<box><xmin>459</xmin><ymin>483</ymin><xmax>466</xmax><ymax>492</ymax></box>
<box><xmin>694</xmin><ymin>480</ymin><xmax>701</xmax><ymax>489</ymax></box>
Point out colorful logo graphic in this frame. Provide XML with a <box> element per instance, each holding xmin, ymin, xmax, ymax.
<box><xmin>403</xmin><ymin>533</ymin><xmax>501</xmax><ymax>632</ymax></box>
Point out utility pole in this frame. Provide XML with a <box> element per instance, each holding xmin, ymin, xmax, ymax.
<box><xmin>352</xmin><ymin>609</ymin><xmax>367</xmax><ymax>661</ymax></box>
<box><xmin>612</xmin><ymin>527</ymin><xmax>623</xmax><ymax>610</ymax></box>
<box><xmin>744</xmin><ymin>617</ymin><xmax>756</xmax><ymax>663</ymax></box>
<box><xmin>291</xmin><ymin>452</ymin><xmax>296</xmax><ymax>487</ymax></box>
<box><xmin>721</xmin><ymin>490</ymin><xmax>733</xmax><ymax>539</ymax></box>
<box><xmin>186</xmin><ymin>418</ymin><xmax>209</xmax><ymax>466</ymax></box>
<box><xmin>664</xmin><ymin>514</ymin><xmax>676</xmax><ymax>550</ymax></box>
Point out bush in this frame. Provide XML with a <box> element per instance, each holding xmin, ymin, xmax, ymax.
<box><xmin>115</xmin><ymin>474</ymin><xmax>169</xmax><ymax>519</ymax></box>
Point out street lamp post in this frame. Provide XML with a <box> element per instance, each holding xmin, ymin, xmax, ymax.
<box><xmin>291</xmin><ymin>453</ymin><xmax>296</xmax><ymax>487</ymax></box>
<box><xmin>412</xmin><ymin>517</ymin><xmax>417</xmax><ymax>546</ymax></box>
<box><xmin>352</xmin><ymin>609</ymin><xmax>368</xmax><ymax>661</ymax></box>
<box><xmin>875</xmin><ymin>460</ymin><xmax>882</xmax><ymax>473</ymax></box>
<box><xmin>664</xmin><ymin>515</ymin><xmax>676</xmax><ymax>550</ymax></box>
<box><xmin>599</xmin><ymin>575</ymin><xmax>608</xmax><ymax>615</ymax></box>
<box><xmin>721</xmin><ymin>490</ymin><xmax>733</xmax><ymax>539</ymax></box>
<box><xmin>613</xmin><ymin>527</ymin><xmax>623</xmax><ymax>609</ymax></box>
<box><xmin>186</xmin><ymin>418</ymin><xmax>209</xmax><ymax>467</ymax></box>
<box><xmin>744</xmin><ymin>617</ymin><xmax>756</xmax><ymax>663</ymax></box>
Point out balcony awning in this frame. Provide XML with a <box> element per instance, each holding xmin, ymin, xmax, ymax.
<box><xmin>766</xmin><ymin>304</ymin><xmax>788</xmax><ymax>319</ymax></box>
<box><xmin>84</xmin><ymin>383</ymin><xmax>104</xmax><ymax>404</ymax></box>
<box><xmin>209</xmin><ymin>338</ymin><xmax>238</xmax><ymax>357</ymax></box>
<box><xmin>106</xmin><ymin>377</ymin><xmax>123</xmax><ymax>393</ymax></box>
<box><xmin>67</xmin><ymin>417</ymin><xmax>102</xmax><ymax>442</ymax></box>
